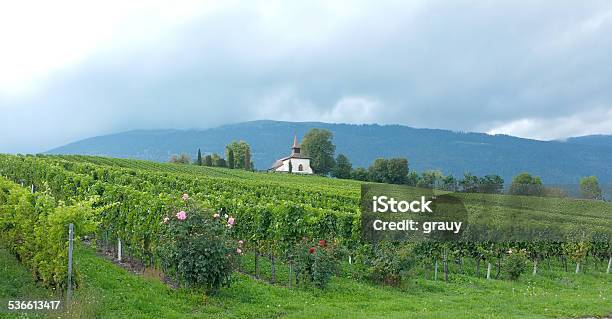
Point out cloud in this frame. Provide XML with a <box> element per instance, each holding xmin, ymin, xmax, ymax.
<box><xmin>1</xmin><ymin>1</ymin><xmax>612</xmax><ymax>152</ymax></box>
<box><xmin>487</xmin><ymin>106</ymin><xmax>612</xmax><ymax>140</ymax></box>
<box><xmin>254</xmin><ymin>87</ymin><xmax>386</xmax><ymax>124</ymax></box>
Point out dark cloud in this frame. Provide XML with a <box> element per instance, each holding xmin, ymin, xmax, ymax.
<box><xmin>1</xmin><ymin>0</ymin><xmax>612</xmax><ymax>152</ymax></box>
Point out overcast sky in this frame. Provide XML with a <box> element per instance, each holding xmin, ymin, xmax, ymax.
<box><xmin>1</xmin><ymin>0</ymin><xmax>612</xmax><ymax>153</ymax></box>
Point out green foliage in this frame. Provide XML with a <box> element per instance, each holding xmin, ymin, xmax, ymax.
<box><xmin>226</xmin><ymin>140</ymin><xmax>252</xmax><ymax>170</ymax></box>
<box><xmin>478</xmin><ymin>175</ymin><xmax>504</xmax><ymax>194</ymax></box>
<box><xmin>417</xmin><ymin>169</ymin><xmax>443</xmax><ymax>188</ymax></box>
<box><xmin>503</xmin><ymin>248</ymin><xmax>528</xmax><ymax>280</ymax></box>
<box><xmin>158</xmin><ymin>203</ymin><xmax>237</xmax><ymax>294</ymax></box>
<box><xmin>368</xmin><ymin>158</ymin><xmax>408</xmax><ymax>184</ymax></box>
<box><xmin>293</xmin><ymin>239</ymin><xmax>337</xmax><ymax>289</ymax></box>
<box><xmin>332</xmin><ymin>154</ymin><xmax>352</xmax><ymax>179</ymax></box>
<box><xmin>226</xmin><ymin>148</ymin><xmax>235</xmax><ymax>169</ymax></box>
<box><xmin>350</xmin><ymin>167</ymin><xmax>369</xmax><ymax>181</ymax></box>
<box><xmin>211</xmin><ymin>153</ymin><xmax>226</xmax><ymax>167</ymax></box>
<box><xmin>509</xmin><ymin>172</ymin><xmax>544</xmax><ymax>196</ymax></box>
<box><xmin>204</xmin><ymin>154</ymin><xmax>213</xmax><ymax>166</ymax></box>
<box><xmin>0</xmin><ymin>177</ymin><xmax>100</xmax><ymax>289</ymax></box>
<box><xmin>580</xmin><ymin>176</ymin><xmax>602</xmax><ymax>200</ymax></box>
<box><xmin>459</xmin><ymin>172</ymin><xmax>479</xmax><ymax>192</ymax></box>
<box><xmin>563</xmin><ymin>241</ymin><xmax>591</xmax><ymax>264</ymax></box>
<box><xmin>196</xmin><ymin>149</ymin><xmax>202</xmax><ymax>166</ymax></box>
<box><xmin>405</xmin><ymin>171</ymin><xmax>420</xmax><ymax>186</ymax></box>
<box><xmin>301</xmin><ymin>129</ymin><xmax>336</xmax><ymax>175</ymax></box>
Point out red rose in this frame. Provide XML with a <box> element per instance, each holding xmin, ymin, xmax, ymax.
<box><xmin>309</xmin><ymin>247</ymin><xmax>315</xmax><ymax>254</ymax></box>
<box><xmin>319</xmin><ymin>240</ymin><xmax>326</xmax><ymax>247</ymax></box>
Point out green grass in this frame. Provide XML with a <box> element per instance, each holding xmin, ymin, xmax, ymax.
<box><xmin>0</xmin><ymin>248</ymin><xmax>57</xmax><ymax>319</ymax></box>
<box><xmin>2</xmin><ymin>245</ymin><xmax>608</xmax><ymax>318</ymax></box>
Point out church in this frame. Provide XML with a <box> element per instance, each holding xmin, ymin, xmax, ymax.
<box><xmin>269</xmin><ymin>135</ymin><xmax>314</xmax><ymax>174</ymax></box>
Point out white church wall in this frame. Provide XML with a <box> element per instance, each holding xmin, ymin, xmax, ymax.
<box><xmin>276</xmin><ymin>158</ymin><xmax>313</xmax><ymax>174</ymax></box>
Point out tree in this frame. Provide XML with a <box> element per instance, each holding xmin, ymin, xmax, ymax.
<box><xmin>418</xmin><ymin>170</ymin><xmax>443</xmax><ymax>189</ymax></box>
<box><xmin>211</xmin><ymin>153</ymin><xmax>223</xmax><ymax>167</ymax></box>
<box><xmin>204</xmin><ymin>155</ymin><xmax>213</xmax><ymax>167</ymax></box>
<box><xmin>459</xmin><ymin>172</ymin><xmax>479</xmax><ymax>192</ymax></box>
<box><xmin>386</xmin><ymin>158</ymin><xmax>408</xmax><ymax>184</ymax></box>
<box><xmin>196</xmin><ymin>149</ymin><xmax>202</xmax><ymax>166</ymax></box>
<box><xmin>226</xmin><ymin>141</ymin><xmax>252</xmax><ymax>170</ymax></box>
<box><xmin>478</xmin><ymin>175</ymin><xmax>504</xmax><ymax>194</ymax></box>
<box><xmin>368</xmin><ymin>158</ymin><xmax>388</xmax><ymax>183</ymax></box>
<box><xmin>351</xmin><ymin>167</ymin><xmax>369</xmax><ymax>181</ymax></box>
<box><xmin>366</xmin><ymin>158</ymin><xmax>409</xmax><ymax>184</ymax></box>
<box><xmin>288</xmin><ymin>159</ymin><xmax>293</xmax><ymax>173</ymax></box>
<box><xmin>405</xmin><ymin>171</ymin><xmax>420</xmax><ymax>187</ymax></box>
<box><xmin>442</xmin><ymin>175</ymin><xmax>457</xmax><ymax>191</ymax></box>
<box><xmin>169</xmin><ymin>153</ymin><xmax>191</xmax><ymax>164</ymax></box>
<box><xmin>580</xmin><ymin>176</ymin><xmax>602</xmax><ymax>200</ymax></box>
<box><xmin>227</xmin><ymin>148</ymin><xmax>235</xmax><ymax>169</ymax></box>
<box><xmin>332</xmin><ymin>154</ymin><xmax>352</xmax><ymax>179</ymax></box>
<box><xmin>509</xmin><ymin>172</ymin><xmax>544</xmax><ymax>196</ymax></box>
<box><xmin>244</xmin><ymin>148</ymin><xmax>252</xmax><ymax>170</ymax></box>
<box><xmin>301</xmin><ymin>129</ymin><xmax>336</xmax><ymax>175</ymax></box>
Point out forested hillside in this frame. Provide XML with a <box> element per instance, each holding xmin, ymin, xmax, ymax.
<box><xmin>47</xmin><ymin>120</ymin><xmax>612</xmax><ymax>183</ymax></box>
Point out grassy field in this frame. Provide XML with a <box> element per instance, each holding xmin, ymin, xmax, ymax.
<box><xmin>0</xmin><ymin>248</ymin><xmax>56</xmax><ymax>319</ymax></box>
<box><xmin>1</xmin><ymin>245</ymin><xmax>610</xmax><ymax>318</ymax></box>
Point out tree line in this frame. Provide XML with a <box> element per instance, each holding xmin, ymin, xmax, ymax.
<box><xmin>169</xmin><ymin>140</ymin><xmax>254</xmax><ymax>171</ymax></box>
<box><xmin>300</xmin><ymin>128</ymin><xmax>605</xmax><ymax>199</ymax></box>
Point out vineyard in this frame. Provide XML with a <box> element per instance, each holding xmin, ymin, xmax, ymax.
<box><xmin>0</xmin><ymin>154</ymin><xmax>611</xmax><ymax>318</ymax></box>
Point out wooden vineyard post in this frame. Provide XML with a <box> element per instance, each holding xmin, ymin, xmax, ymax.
<box><xmin>575</xmin><ymin>262</ymin><xmax>580</xmax><ymax>274</ymax></box>
<box><xmin>486</xmin><ymin>262</ymin><xmax>491</xmax><ymax>280</ymax></box>
<box><xmin>67</xmin><ymin>223</ymin><xmax>74</xmax><ymax>308</ymax></box>
<box><xmin>607</xmin><ymin>256</ymin><xmax>611</xmax><ymax>274</ymax></box>
<box><xmin>288</xmin><ymin>261</ymin><xmax>292</xmax><ymax>288</ymax></box>
<box><xmin>443</xmin><ymin>250</ymin><xmax>448</xmax><ymax>283</ymax></box>
<box><xmin>118</xmin><ymin>238</ymin><xmax>122</xmax><ymax>262</ymax></box>
<box><xmin>434</xmin><ymin>259</ymin><xmax>438</xmax><ymax>281</ymax></box>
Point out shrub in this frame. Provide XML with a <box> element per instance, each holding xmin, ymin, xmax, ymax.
<box><xmin>157</xmin><ymin>198</ymin><xmax>239</xmax><ymax>294</ymax></box>
<box><xmin>504</xmin><ymin>248</ymin><xmax>528</xmax><ymax>280</ymax></box>
<box><xmin>294</xmin><ymin>238</ymin><xmax>337</xmax><ymax>289</ymax></box>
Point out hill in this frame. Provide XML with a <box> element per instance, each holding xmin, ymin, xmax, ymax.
<box><xmin>47</xmin><ymin>120</ymin><xmax>612</xmax><ymax>184</ymax></box>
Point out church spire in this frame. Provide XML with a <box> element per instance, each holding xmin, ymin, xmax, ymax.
<box><xmin>292</xmin><ymin>134</ymin><xmax>299</xmax><ymax>148</ymax></box>
<box><xmin>291</xmin><ymin>134</ymin><xmax>301</xmax><ymax>155</ymax></box>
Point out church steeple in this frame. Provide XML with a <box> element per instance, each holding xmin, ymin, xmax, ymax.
<box><xmin>291</xmin><ymin>134</ymin><xmax>301</xmax><ymax>155</ymax></box>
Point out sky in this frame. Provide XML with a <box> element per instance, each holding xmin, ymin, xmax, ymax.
<box><xmin>1</xmin><ymin>0</ymin><xmax>612</xmax><ymax>153</ymax></box>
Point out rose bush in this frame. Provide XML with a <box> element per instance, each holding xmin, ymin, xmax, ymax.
<box><xmin>504</xmin><ymin>248</ymin><xmax>528</xmax><ymax>280</ymax></box>
<box><xmin>157</xmin><ymin>196</ymin><xmax>240</xmax><ymax>294</ymax></box>
<box><xmin>294</xmin><ymin>238</ymin><xmax>338</xmax><ymax>289</ymax></box>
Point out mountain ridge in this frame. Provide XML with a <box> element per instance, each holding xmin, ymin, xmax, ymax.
<box><xmin>47</xmin><ymin>120</ymin><xmax>612</xmax><ymax>184</ymax></box>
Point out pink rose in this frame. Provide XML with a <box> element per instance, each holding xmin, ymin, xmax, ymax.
<box><xmin>238</xmin><ymin>240</ymin><xmax>244</xmax><ymax>245</ymax></box>
<box><xmin>181</xmin><ymin>193</ymin><xmax>189</xmax><ymax>201</ymax></box>
<box><xmin>176</xmin><ymin>211</ymin><xmax>187</xmax><ymax>220</ymax></box>
<box><xmin>228</xmin><ymin>217</ymin><xmax>235</xmax><ymax>225</ymax></box>
<box><xmin>236</xmin><ymin>248</ymin><xmax>242</xmax><ymax>254</ymax></box>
